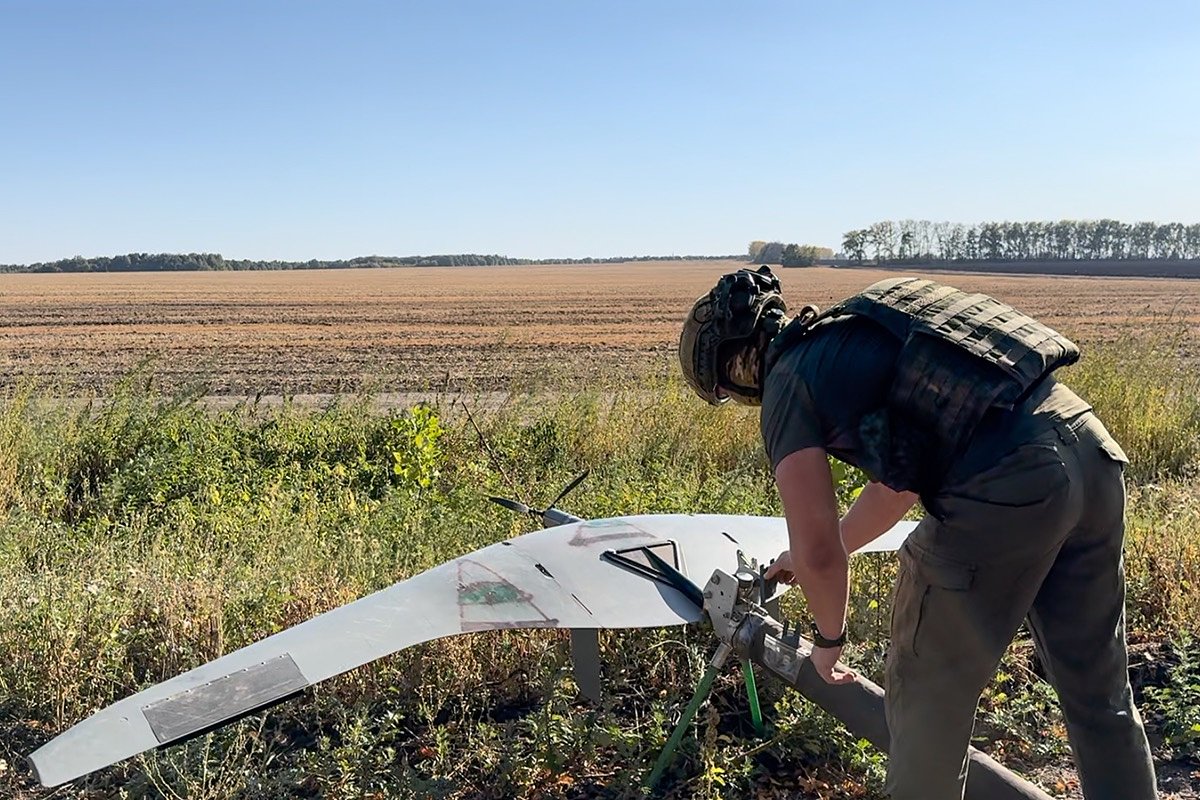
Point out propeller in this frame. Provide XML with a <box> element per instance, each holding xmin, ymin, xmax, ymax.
<box><xmin>489</xmin><ymin>470</ymin><xmax>590</xmax><ymax>525</ymax></box>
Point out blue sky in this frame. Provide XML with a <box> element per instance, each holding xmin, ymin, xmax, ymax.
<box><xmin>2</xmin><ymin>1</ymin><xmax>1197</xmax><ymax>263</ymax></box>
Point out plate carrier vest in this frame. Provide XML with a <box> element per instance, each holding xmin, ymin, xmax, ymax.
<box><xmin>763</xmin><ymin>277</ymin><xmax>1080</xmax><ymax>492</ymax></box>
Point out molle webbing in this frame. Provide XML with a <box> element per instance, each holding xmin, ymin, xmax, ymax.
<box><xmin>762</xmin><ymin>277</ymin><xmax>1080</xmax><ymax>492</ymax></box>
<box><xmin>834</xmin><ymin>278</ymin><xmax>1079</xmax><ymax>408</ymax></box>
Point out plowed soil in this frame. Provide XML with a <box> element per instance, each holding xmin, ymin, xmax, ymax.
<box><xmin>1</xmin><ymin>262</ymin><xmax>1197</xmax><ymax>395</ymax></box>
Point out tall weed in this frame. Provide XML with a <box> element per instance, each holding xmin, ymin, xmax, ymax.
<box><xmin>1063</xmin><ymin>333</ymin><xmax>1200</xmax><ymax>482</ymax></box>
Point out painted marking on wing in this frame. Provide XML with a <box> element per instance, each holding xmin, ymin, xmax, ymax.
<box><xmin>457</xmin><ymin>559</ymin><xmax>559</xmax><ymax>633</ymax></box>
<box><xmin>460</xmin><ymin>581</ymin><xmax>524</xmax><ymax>605</ymax></box>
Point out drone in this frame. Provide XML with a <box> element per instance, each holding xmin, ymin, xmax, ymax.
<box><xmin>29</xmin><ymin>473</ymin><xmax>1050</xmax><ymax>799</ymax></box>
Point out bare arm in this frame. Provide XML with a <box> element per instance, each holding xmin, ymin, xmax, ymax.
<box><xmin>769</xmin><ymin>447</ymin><xmax>848</xmax><ymax>642</ymax></box>
<box><xmin>840</xmin><ymin>481</ymin><xmax>919</xmax><ymax>554</ymax></box>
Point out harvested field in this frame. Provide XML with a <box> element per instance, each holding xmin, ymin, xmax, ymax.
<box><xmin>1</xmin><ymin>262</ymin><xmax>1197</xmax><ymax>395</ymax></box>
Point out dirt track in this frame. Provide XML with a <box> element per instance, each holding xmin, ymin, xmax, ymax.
<box><xmin>0</xmin><ymin>262</ymin><xmax>1197</xmax><ymax>395</ymax></box>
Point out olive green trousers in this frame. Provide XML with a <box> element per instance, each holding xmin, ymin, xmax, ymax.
<box><xmin>885</xmin><ymin>413</ymin><xmax>1158</xmax><ymax>800</ymax></box>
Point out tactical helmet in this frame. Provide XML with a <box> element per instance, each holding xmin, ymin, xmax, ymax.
<box><xmin>679</xmin><ymin>266</ymin><xmax>789</xmax><ymax>405</ymax></box>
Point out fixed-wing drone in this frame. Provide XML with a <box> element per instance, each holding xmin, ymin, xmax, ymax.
<box><xmin>28</xmin><ymin>476</ymin><xmax>1051</xmax><ymax>799</ymax></box>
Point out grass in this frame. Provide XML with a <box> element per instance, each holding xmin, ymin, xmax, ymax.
<box><xmin>1061</xmin><ymin>334</ymin><xmax>1200</xmax><ymax>483</ymax></box>
<box><xmin>0</xmin><ymin>337</ymin><xmax>1198</xmax><ymax>799</ymax></box>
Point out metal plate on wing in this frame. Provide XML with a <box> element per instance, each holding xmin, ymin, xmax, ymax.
<box><xmin>142</xmin><ymin>654</ymin><xmax>308</xmax><ymax>744</ymax></box>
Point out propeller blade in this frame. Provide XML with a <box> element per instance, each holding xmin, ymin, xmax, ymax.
<box><xmin>548</xmin><ymin>470</ymin><xmax>590</xmax><ymax>511</ymax></box>
<box><xmin>489</xmin><ymin>496</ymin><xmax>530</xmax><ymax>515</ymax></box>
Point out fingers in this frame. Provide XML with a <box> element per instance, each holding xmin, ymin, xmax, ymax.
<box><xmin>811</xmin><ymin>649</ymin><xmax>856</xmax><ymax>685</ymax></box>
<box><xmin>765</xmin><ymin>566</ymin><xmax>794</xmax><ymax>583</ymax></box>
<box><xmin>817</xmin><ymin>665</ymin><xmax>857</xmax><ymax>685</ymax></box>
<box><xmin>829</xmin><ymin>667</ymin><xmax>857</xmax><ymax>685</ymax></box>
<box><xmin>764</xmin><ymin>553</ymin><xmax>794</xmax><ymax>583</ymax></box>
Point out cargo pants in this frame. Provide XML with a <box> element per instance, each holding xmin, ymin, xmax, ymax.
<box><xmin>884</xmin><ymin>412</ymin><xmax>1158</xmax><ymax>800</ymax></box>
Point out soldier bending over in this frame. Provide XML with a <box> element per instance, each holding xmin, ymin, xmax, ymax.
<box><xmin>678</xmin><ymin>267</ymin><xmax>1157</xmax><ymax>800</ymax></box>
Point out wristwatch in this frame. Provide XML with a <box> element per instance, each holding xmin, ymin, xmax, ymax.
<box><xmin>811</xmin><ymin>623</ymin><xmax>847</xmax><ymax>649</ymax></box>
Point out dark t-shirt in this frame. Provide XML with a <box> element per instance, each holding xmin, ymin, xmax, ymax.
<box><xmin>761</xmin><ymin>317</ymin><xmax>899</xmax><ymax>474</ymax></box>
<box><xmin>760</xmin><ymin>316</ymin><xmax>1092</xmax><ymax>488</ymax></box>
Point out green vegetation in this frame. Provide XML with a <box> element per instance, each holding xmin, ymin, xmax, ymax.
<box><xmin>748</xmin><ymin>241</ymin><xmax>834</xmax><ymax>267</ymax></box>
<box><xmin>1</xmin><ymin>341</ymin><xmax>1197</xmax><ymax>799</ymax></box>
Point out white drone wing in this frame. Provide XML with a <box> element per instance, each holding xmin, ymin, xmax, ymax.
<box><xmin>29</xmin><ymin>513</ymin><xmax>915</xmax><ymax>787</ymax></box>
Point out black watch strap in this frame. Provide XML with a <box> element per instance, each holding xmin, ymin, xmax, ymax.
<box><xmin>811</xmin><ymin>623</ymin><xmax>847</xmax><ymax>649</ymax></box>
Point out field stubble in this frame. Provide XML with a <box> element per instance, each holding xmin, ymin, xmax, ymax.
<box><xmin>1</xmin><ymin>262</ymin><xmax>1198</xmax><ymax>396</ymax></box>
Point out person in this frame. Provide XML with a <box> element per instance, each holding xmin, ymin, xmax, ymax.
<box><xmin>678</xmin><ymin>266</ymin><xmax>1158</xmax><ymax>800</ymax></box>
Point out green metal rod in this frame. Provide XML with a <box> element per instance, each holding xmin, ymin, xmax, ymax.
<box><xmin>645</xmin><ymin>642</ymin><xmax>731</xmax><ymax>791</ymax></box>
<box><xmin>742</xmin><ymin>659</ymin><xmax>765</xmax><ymax>737</ymax></box>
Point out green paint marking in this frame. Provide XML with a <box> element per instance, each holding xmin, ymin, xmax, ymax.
<box><xmin>460</xmin><ymin>581</ymin><xmax>522</xmax><ymax>605</ymax></box>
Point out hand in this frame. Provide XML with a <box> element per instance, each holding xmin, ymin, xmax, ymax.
<box><xmin>764</xmin><ymin>550</ymin><xmax>795</xmax><ymax>584</ymax></box>
<box><xmin>809</xmin><ymin>644</ymin><xmax>856</xmax><ymax>685</ymax></box>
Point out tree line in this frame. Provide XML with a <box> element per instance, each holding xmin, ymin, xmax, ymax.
<box><xmin>841</xmin><ymin>219</ymin><xmax>1200</xmax><ymax>264</ymax></box>
<box><xmin>0</xmin><ymin>252</ymin><xmax>743</xmax><ymax>274</ymax></box>
<box><xmin>749</xmin><ymin>241</ymin><xmax>834</xmax><ymax>267</ymax></box>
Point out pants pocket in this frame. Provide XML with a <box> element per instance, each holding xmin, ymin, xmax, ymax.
<box><xmin>896</xmin><ymin>544</ymin><xmax>975</xmax><ymax>657</ymax></box>
<box><xmin>1096</xmin><ymin>436</ymin><xmax>1129</xmax><ymax>466</ymax></box>
<box><xmin>1079</xmin><ymin>412</ymin><xmax>1130</xmax><ymax>466</ymax></box>
<box><xmin>945</xmin><ymin>441</ymin><xmax>1069</xmax><ymax>509</ymax></box>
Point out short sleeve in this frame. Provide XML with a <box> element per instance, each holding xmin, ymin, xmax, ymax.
<box><xmin>760</xmin><ymin>363</ymin><xmax>826</xmax><ymax>470</ymax></box>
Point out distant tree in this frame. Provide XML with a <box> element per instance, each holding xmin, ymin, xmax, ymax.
<box><xmin>962</xmin><ymin>227</ymin><xmax>979</xmax><ymax>260</ymax></box>
<box><xmin>897</xmin><ymin>220</ymin><xmax>918</xmax><ymax>261</ymax></box>
<box><xmin>1050</xmin><ymin>221</ymin><xmax>1074</xmax><ymax>259</ymax></box>
<box><xmin>754</xmin><ymin>241</ymin><xmax>785</xmax><ymax>264</ymax></box>
<box><xmin>1130</xmin><ymin>222</ymin><xmax>1157</xmax><ymax>259</ymax></box>
<box><xmin>780</xmin><ymin>244</ymin><xmax>822</xmax><ymax>267</ymax></box>
<box><xmin>866</xmin><ymin>221</ymin><xmax>897</xmax><ymax>262</ymax></box>
<box><xmin>1186</xmin><ymin>224</ymin><xmax>1200</xmax><ymax>259</ymax></box>
<box><xmin>748</xmin><ymin>241</ymin><xmax>768</xmax><ymax>262</ymax></box>
<box><xmin>842</xmin><ymin>230</ymin><xmax>867</xmax><ymax>263</ymax></box>
<box><xmin>976</xmin><ymin>222</ymin><xmax>1001</xmax><ymax>260</ymax></box>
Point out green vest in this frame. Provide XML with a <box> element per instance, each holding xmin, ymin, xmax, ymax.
<box><xmin>764</xmin><ymin>277</ymin><xmax>1080</xmax><ymax>491</ymax></box>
